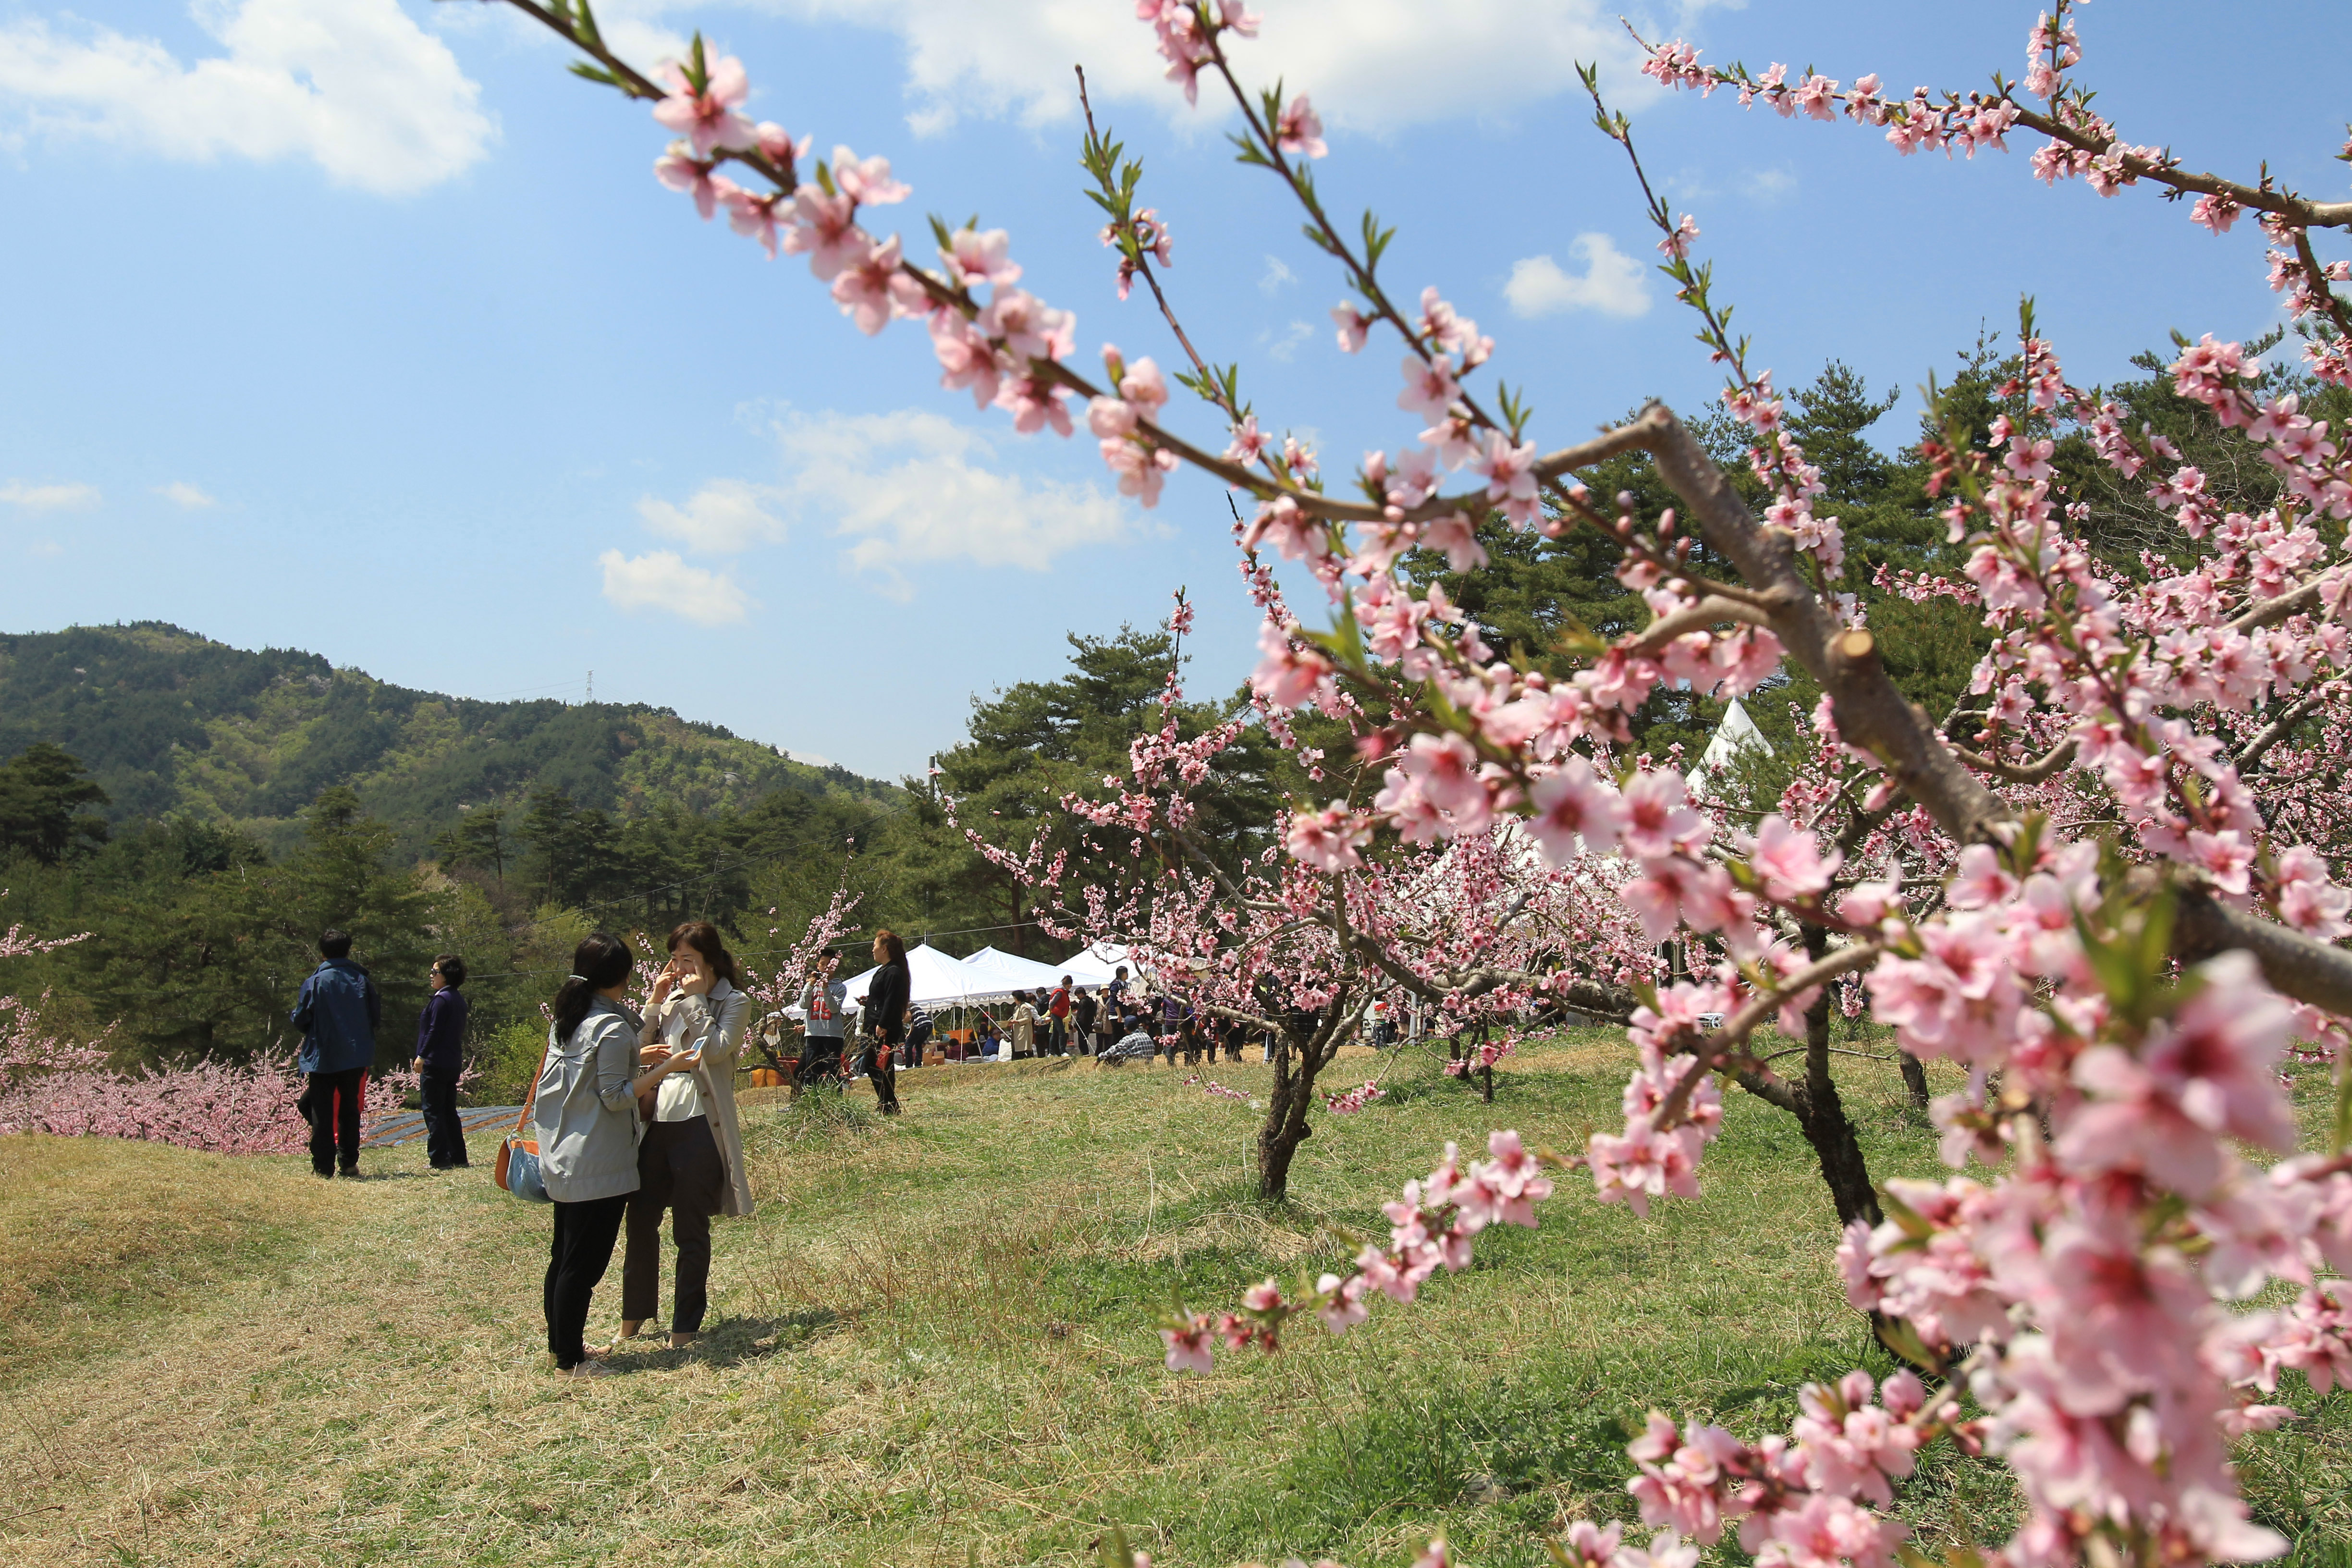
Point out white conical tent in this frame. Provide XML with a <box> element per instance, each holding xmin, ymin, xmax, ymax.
<box><xmin>1059</xmin><ymin>942</ymin><xmax>1132</xmax><ymax>987</ymax></box>
<box><xmin>841</xmin><ymin>943</ymin><xmax>982</xmax><ymax>1008</ymax></box>
<box><xmin>959</xmin><ymin>945</ymin><xmax>1068</xmax><ymax>1002</ymax></box>
<box><xmin>1685</xmin><ymin>698</ymin><xmax>1768</xmax><ymax>801</ymax></box>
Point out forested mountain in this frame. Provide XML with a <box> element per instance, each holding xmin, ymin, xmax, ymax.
<box><xmin>0</xmin><ymin>623</ymin><xmax>896</xmax><ymax>856</ymax></box>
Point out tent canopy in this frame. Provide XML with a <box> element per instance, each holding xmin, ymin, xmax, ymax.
<box><xmin>959</xmin><ymin>945</ymin><xmax>1069</xmax><ymax>1002</ymax></box>
<box><xmin>841</xmin><ymin>942</ymin><xmax>982</xmax><ymax>1009</ymax></box>
<box><xmin>1059</xmin><ymin>941</ymin><xmax>1132</xmax><ymax>988</ymax></box>
<box><xmin>1686</xmin><ymin>698</ymin><xmax>1768</xmax><ymax>801</ymax></box>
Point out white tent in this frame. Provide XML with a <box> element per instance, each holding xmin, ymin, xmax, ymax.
<box><xmin>959</xmin><ymin>945</ymin><xmax>1068</xmax><ymax>1002</ymax></box>
<box><xmin>1685</xmin><ymin>698</ymin><xmax>1769</xmax><ymax>801</ymax></box>
<box><xmin>1059</xmin><ymin>941</ymin><xmax>1133</xmax><ymax>988</ymax></box>
<box><xmin>841</xmin><ymin>942</ymin><xmax>981</xmax><ymax>1009</ymax></box>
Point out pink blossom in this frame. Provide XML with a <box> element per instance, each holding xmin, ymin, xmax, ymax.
<box><xmin>978</xmin><ymin>288</ymin><xmax>1076</xmax><ymax>363</ymax></box>
<box><xmin>830</xmin><ymin>145</ymin><xmax>909</xmax><ymax>205</ymax></box>
<box><xmin>1251</xmin><ymin>620</ymin><xmax>1333</xmax><ymax>708</ymax></box>
<box><xmin>1397</xmin><ymin>355</ymin><xmax>1460</xmax><ymax>422</ymax></box>
<box><xmin>1161</xmin><ymin>1316</ymin><xmax>1214</xmax><ymax>1375</ymax></box>
<box><xmin>780</xmin><ymin>187</ymin><xmax>869</xmax><ymax>279</ymax></box>
<box><xmin>652</xmin><ymin>55</ymin><xmax>758</xmax><ymax>159</ymax></box>
<box><xmin>1619</xmin><ymin>770</ymin><xmax>1709</xmax><ymax>860</ymax></box>
<box><xmin>1419</xmin><ymin>512</ymin><xmax>1488</xmax><ymax>572</ymax></box>
<box><xmin>1527</xmin><ymin>758</ymin><xmax>1624</xmax><ymax>862</ymax></box>
<box><xmin>1332</xmin><ymin>304</ymin><xmax>1372</xmax><ymax>353</ymax></box>
<box><xmin>994</xmin><ymin>373</ymin><xmax>1072</xmax><ymax>436</ymax></box>
<box><xmin>1286</xmin><ymin>802</ymin><xmax>1369</xmax><ymax>872</ymax></box>
<box><xmin>1275</xmin><ymin>94</ymin><xmax>1327</xmax><ymax>159</ymax></box>
<box><xmin>1659</xmin><ymin>213</ymin><xmax>1701</xmax><ymax>260</ymax></box>
<box><xmin>721</xmin><ymin>185</ymin><xmax>790</xmax><ymax>257</ymax></box>
<box><xmin>830</xmin><ymin>234</ymin><xmax>925</xmax><ymax>334</ymax></box>
<box><xmin>946</xmin><ymin>227</ymin><xmax>1020</xmax><ymax>288</ymax></box>
<box><xmin>1747</xmin><ymin>814</ymin><xmax>1840</xmax><ymax>900</ymax></box>
<box><xmin>655</xmin><ymin>146</ymin><xmax>727</xmax><ymax>220</ymax></box>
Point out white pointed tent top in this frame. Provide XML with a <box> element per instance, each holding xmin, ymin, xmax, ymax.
<box><xmin>1059</xmin><ymin>941</ymin><xmax>1132</xmax><ymax>988</ymax></box>
<box><xmin>958</xmin><ymin>945</ymin><xmax>1070</xmax><ymax>1002</ymax></box>
<box><xmin>841</xmin><ymin>942</ymin><xmax>982</xmax><ymax>1009</ymax></box>
<box><xmin>1686</xmin><ymin>698</ymin><xmax>1768</xmax><ymax>801</ymax></box>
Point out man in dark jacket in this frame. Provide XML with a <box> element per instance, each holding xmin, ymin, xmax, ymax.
<box><xmin>412</xmin><ymin>953</ymin><xmax>470</xmax><ymax>1171</ymax></box>
<box><xmin>292</xmin><ymin>930</ymin><xmax>381</xmax><ymax>1177</ymax></box>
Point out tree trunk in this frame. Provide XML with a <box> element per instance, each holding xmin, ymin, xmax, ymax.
<box><xmin>1797</xmin><ymin>928</ymin><xmax>1882</xmax><ymax>1228</ymax></box>
<box><xmin>1736</xmin><ymin>929</ymin><xmax>1884</xmax><ymax>1229</ymax></box>
<box><xmin>1899</xmin><ymin>1051</ymin><xmax>1931</xmax><ymax>1111</ymax></box>
<box><xmin>1480</xmin><ymin>1062</ymin><xmax>1494</xmax><ymax>1104</ymax></box>
<box><xmin>1255</xmin><ymin>1014</ymin><xmax>1336</xmax><ymax>1202</ymax></box>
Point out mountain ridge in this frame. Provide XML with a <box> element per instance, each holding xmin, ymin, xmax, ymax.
<box><xmin>0</xmin><ymin>622</ymin><xmax>898</xmax><ymax>856</ymax></box>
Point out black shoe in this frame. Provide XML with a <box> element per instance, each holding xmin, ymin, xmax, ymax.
<box><xmin>339</xmin><ymin>1166</ymin><xmax>359</xmax><ymax>1179</ymax></box>
<box><xmin>313</xmin><ymin>1165</ymin><xmax>335</xmax><ymax>1179</ymax></box>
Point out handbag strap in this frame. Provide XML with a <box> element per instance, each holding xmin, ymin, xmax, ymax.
<box><xmin>513</xmin><ymin>1026</ymin><xmax>555</xmax><ymax>1136</ymax></box>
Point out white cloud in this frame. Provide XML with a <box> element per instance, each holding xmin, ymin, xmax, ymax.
<box><xmin>0</xmin><ymin>479</ymin><xmax>100</xmax><ymax>511</ymax></box>
<box><xmin>638</xmin><ymin>408</ymin><xmax>1137</xmax><ymax>598</ymax></box>
<box><xmin>156</xmin><ymin>481</ymin><xmax>216</xmax><ymax>508</ymax></box>
<box><xmin>748</xmin><ymin>0</ymin><xmax>1654</xmax><ymax>135</ymax></box>
<box><xmin>599</xmin><ymin>550</ymin><xmax>753</xmax><ymax>625</ymax></box>
<box><xmin>1263</xmin><ymin>319</ymin><xmax>1316</xmax><ymax>363</ymax></box>
<box><xmin>1260</xmin><ymin>255</ymin><xmax>1297</xmax><ymax>294</ymax></box>
<box><xmin>0</xmin><ymin>0</ymin><xmax>496</xmax><ymax>196</ymax></box>
<box><xmin>637</xmin><ymin>478</ymin><xmax>788</xmax><ymax>552</ymax></box>
<box><xmin>26</xmin><ymin>539</ymin><xmax>63</xmax><ymax>558</ymax></box>
<box><xmin>1504</xmin><ymin>235</ymin><xmax>1652</xmax><ymax>320</ymax></box>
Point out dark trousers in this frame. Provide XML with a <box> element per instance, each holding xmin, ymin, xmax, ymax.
<box><xmin>864</xmin><ymin>1037</ymin><xmax>900</xmax><ymax>1114</ymax></box>
<box><xmin>420</xmin><ymin>1068</ymin><xmax>468</xmax><ymax>1168</ymax></box>
<box><xmin>544</xmin><ymin>1193</ymin><xmax>628</xmax><ymax>1369</ymax></box>
<box><xmin>306</xmin><ymin>1067</ymin><xmax>364</xmax><ymax>1174</ymax></box>
<box><xmin>795</xmin><ymin>1039</ymin><xmax>844</xmax><ymax>1093</ymax></box>
<box><xmin>622</xmin><ymin>1118</ymin><xmax>725</xmax><ymax>1334</ymax></box>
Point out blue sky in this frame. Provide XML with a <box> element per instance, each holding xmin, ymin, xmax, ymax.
<box><xmin>0</xmin><ymin>0</ymin><xmax>2346</xmax><ymax>783</ymax></box>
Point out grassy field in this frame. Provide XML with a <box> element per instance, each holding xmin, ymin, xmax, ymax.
<box><xmin>4</xmin><ymin>1031</ymin><xmax>2348</xmax><ymax>1567</ymax></box>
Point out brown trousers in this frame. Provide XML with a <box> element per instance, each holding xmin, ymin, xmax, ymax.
<box><xmin>621</xmin><ymin>1117</ymin><xmax>725</xmax><ymax>1334</ymax></box>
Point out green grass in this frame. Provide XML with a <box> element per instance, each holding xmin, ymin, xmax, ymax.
<box><xmin>0</xmin><ymin>1030</ymin><xmax>2345</xmax><ymax>1566</ymax></box>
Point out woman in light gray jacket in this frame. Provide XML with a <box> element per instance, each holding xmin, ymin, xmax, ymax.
<box><xmin>615</xmin><ymin>920</ymin><xmax>755</xmax><ymax>1350</ymax></box>
<box><xmin>536</xmin><ymin>933</ymin><xmax>697</xmax><ymax>1378</ymax></box>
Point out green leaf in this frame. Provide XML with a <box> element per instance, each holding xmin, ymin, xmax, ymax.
<box><xmin>567</xmin><ymin>61</ymin><xmax>621</xmax><ymax>87</ymax></box>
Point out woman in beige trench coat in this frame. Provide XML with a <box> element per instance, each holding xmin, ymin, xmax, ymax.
<box><xmin>614</xmin><ymin>920</ymin><xmax>755</xmax><ymax>1350</ymax></box>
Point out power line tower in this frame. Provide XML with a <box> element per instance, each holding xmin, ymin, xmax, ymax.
<box><xmin>585</xmin><ymin>670</ymin><xmax>594</xmax><ymax>704</ymax></box>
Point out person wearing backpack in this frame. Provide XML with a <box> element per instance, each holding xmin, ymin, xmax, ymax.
<box><xmin>290</xmin><ymin>930</ymin><xmax>380</xmax><ymax>1179</ymax></box>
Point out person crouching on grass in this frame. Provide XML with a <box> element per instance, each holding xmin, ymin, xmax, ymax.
<box><xmin>537</xmin><ymin>934</ymin><xmax>697</xmax><ymax>1379</ymax></box>
<box><xmin>613</xmin><ymin>921</ymin><xmax>755</xmax><ymax>1353</ymax></box>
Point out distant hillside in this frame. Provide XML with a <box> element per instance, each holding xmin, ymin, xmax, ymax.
<box><xmin>0</xmin><ymin>623</ymin><xmax>899</xmax><ymax>855</ymax></box>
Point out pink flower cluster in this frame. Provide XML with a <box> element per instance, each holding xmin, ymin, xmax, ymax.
<box><xmin>1160</xmin><ymin>1131</ymin><xmax>1557</xmax><ymax>1373</ymax></box>
<box><xmin>1322</xmin><ymin>1079</ymin><xmax>1383</xmax><ymax>1114</ymax></box>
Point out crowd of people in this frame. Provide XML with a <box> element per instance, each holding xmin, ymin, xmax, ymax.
<box><xmin>281</xmin><ymin>924</ymin><xmax>1404</xmax><ymax>1381</ymax></box>
<box><xmin>763</xmin><ymin>960</ymin><xmax>1268</xmax><ymax>1095</ymax></box>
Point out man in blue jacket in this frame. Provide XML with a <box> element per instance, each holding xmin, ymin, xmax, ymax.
<box><xmin>412</xmin><ymin>953</ymin><xmax>470</xmax><ymax>1171</ymax></box>
<box><xmin>292</xmin><ymin>930</ymin><xmax>381</xmax><ymax>1177</ymax></box>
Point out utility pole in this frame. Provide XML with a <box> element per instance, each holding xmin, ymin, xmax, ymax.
<box><xmin>586</xmin><ymin>670</ymin><xmax>594</xmax><ymax>704</ymax></box>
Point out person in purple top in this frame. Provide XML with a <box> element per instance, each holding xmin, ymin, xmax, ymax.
<box><xmin>412</xmin><ymin>954</ymin><xmax>471</xmax><ymax>1170</ymax></box>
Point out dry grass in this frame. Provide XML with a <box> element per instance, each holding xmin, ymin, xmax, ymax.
<box><xmin>0</xmin><ymin>1033</ymin><xmax>2344</xmax><ymax>1567</ymax></box>
<box><xmin>0</xmin><ymin>1134</ymin><xmax>348</xmax><ymax>1387</ymax></box>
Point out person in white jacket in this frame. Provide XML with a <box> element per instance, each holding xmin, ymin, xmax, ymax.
<box><xmin>614</xmin><ymin>921</ymin><xmax>755</xmax><ymax>1351</ymax></box>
